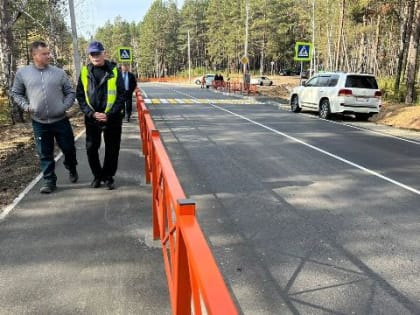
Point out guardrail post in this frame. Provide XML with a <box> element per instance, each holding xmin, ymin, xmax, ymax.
<box><xmin>151</xmin><ymin>129</ymin><xmax>160</xmax><ymax>240</ymax></box>
<box><xmin>140</xmin><ymin>106</ymin><xmax>149</xmax><ymax>157</ymax></box>
<box><xmin>144</xmin><ymin>124</ymin><xmax>154</xmax><ymax>185</ymax></box>
<box><xmin>174</xmin><ymin>199</ymin><xmax>195</xmax><ymax>315</ymax></box>
<box><xmin>136</xmin><ymin>93</ymin><xmax>142</xmax><ymax>123</ymax></box>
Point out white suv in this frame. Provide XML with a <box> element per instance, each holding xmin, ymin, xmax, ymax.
<box><xmin>290</xmin><ymin>72</ymin><xmax>382</xmax><ymax>120</ymax></box>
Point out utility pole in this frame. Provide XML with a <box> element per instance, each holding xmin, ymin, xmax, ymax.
<box><xmin>310</xmin><ymin>0</ymin><xmax>316</xmax><ymax>76</ymax></box>
<box><xmin>188</xmin><ymin>30</ymin><xmax>191</xmax><ymax>84</ymax></box>
<box><xmin>243</xmin><ymin>0</ymin><xmax>249</xmax><ymax>89</ymax></box>
<box><xmin>244</xmin><ymin>0</ymin><xmax>249</xmax><ymax>73</ymax></box>
<box><xmin>68</xmin><ymin>0</ymin><xmax>81</xmax><ymax>79</ymax></box>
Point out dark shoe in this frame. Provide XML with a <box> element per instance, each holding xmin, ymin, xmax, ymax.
<box><xmin>40</xmin><ymin>184</ymin><xmax>57</xmax><ymax>194</ymax></box>
<box><xmin>69</xmin><ymin>169</ymin><xmax>79</xmax><ymax>183</ymax></box>
<box><xmin>91</xmin><ymin>178</ymin><xmax>101</xmax><ymax>188</ymax></box>
<box><xmin>105</xmin><ymin>178</ymin><xmax>115</xmax><ymax>190</ymax></box>
<box><xmin>126</xmin><ymin>117</ymin><xmax>130</xmax><ymax>122</ymax></box>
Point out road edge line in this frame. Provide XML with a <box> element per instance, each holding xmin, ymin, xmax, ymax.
<box><xmin>0</xmin><ymin>129</ymin><xmax>86</xmax><ymax>222</ymax></box>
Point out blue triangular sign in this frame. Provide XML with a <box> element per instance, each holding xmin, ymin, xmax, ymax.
<box><xmin>298</xmin><ymin>46</ymin><xmax>309</xmax><ymax>57</ymax></box>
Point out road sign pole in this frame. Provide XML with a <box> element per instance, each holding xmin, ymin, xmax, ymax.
<box><xmin>300</xmin><ymin>62</ymin><xmax>303</xmax><ymax>85</ymax></box>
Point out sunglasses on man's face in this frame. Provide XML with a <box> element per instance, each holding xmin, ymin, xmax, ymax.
<box><xmin>89</xmin><ymin>52</ymin><xmax>102</xmax><ymax>57</ymax></box>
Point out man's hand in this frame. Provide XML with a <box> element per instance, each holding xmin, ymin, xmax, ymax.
<box><xmin>93</xmin><ymin>112</ymin><xmax>108</xmax><ymax>122</ymax></box>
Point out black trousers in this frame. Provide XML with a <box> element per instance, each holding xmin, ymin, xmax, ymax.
<box><xmin>85</xmin><ymin>121</ymin><xmax>122</xmax><ymax>180</ymax></box>
<box><xmin>124</xmin><ymin>92</ymin><xmax>133</xmax><ymax>119</ymax></box>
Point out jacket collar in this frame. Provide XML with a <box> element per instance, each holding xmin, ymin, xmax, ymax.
<box><xmin>87</xmin><ymin>60</ymin><xmax>115</xmax><ymax>76</ymax></box>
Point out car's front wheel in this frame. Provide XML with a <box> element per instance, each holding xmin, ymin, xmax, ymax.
<box><xmin>319</xmin><ymin>99</ymin><xmax>331</xmax><ymax>119</ymax></box>
<box><xmin>291</xmin><ymin>95</ymin><xmax>301</xmax><ymax>113</ymax></box>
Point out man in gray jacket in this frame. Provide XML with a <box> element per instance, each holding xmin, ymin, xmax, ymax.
<box><xmin>12</xmin><ymin>41</ymin><xmax>78</xmax><ymax>193</ymax></box>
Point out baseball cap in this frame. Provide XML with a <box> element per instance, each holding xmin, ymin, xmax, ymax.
<box><xmin>87</xmin><ymin>41</ymin><xmax>105</xmax><ymax>54</ymax></box>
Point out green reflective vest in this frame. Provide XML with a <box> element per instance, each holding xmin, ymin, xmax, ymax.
<box><xmin>80</xmin><ymin>66</ymin><xmax>117</xmax><ymax>113</ymax></box>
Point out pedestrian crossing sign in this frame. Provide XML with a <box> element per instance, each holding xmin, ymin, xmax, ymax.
<box><xmin>294</xmin><ymin>42</ymin><xmax>313</xmax><ymax>61</ymax></box>
<box><xmin>118</xmin><ymin>47</ymin><xmax>132</xmax><ymax>62</ymax></box>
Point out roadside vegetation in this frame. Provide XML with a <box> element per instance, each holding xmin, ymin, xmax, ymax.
<box><xmin>0</xmin><ymin>0</ymin><xmax>419</xmax><ymax>125</ymax></box>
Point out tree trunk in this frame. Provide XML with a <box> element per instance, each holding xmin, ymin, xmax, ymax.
<box><xmin>0</xmin><ymin>0</ymin><xmax>13</xmax><ymax>94</ymax></box>
<box><xmin>325</xmin><ymin>0</ymin><xmax>334</xmax><ymax>70</ymax></box>
<box><xmin>405</xmin><ymin>0</ymin><xmax>420</xmax><ymax>104</ymax></box>
<box><xmin>358</xmin><ymin>12</ymin><xmax>368</xmax><ymax>73</ymax></box>
<box><xmin>260</xmin><ymin>38</ymin><xmax>265</xmax><ymax>75</ymax></box>
<box><xmin>0</xmin><ymin>0</ymin><xmax>27</xmax><ymax>124</ymax></box>
<box><xmin>1</xmin><ymin>0</ymin><xmax>17</xmax><ymax>123</ymax></box>
<box><xmin>373</xmin><ymin>14</ymin><xmax>381</xmax><ymax>75</ymax></box>
<box><xmin>394</xmin><ymin>0</ymin><xmax>414</xmax><ymax>98</ymax></box>
<box><xmin>335</xmin><ymin>0</ymin><xmax>345</xmax><ymax>71</ymax></box>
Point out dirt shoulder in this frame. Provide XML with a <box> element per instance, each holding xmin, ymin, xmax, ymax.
<box><xmin>0</xmin><ymin>110</ymin><xmax>85</xmax><ymax>209</ymax></box>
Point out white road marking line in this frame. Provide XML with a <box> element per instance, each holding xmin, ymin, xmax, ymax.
<box><xmin>278</xmin><ymin>104</ymin><xmax>420</xmax><ymax>146</ymax></box>
<box><xmin>336</xmin><ymin>121</ymin><xmax>420</xmax><ymax>145</ymax></box>
<box><xmin>0</xmin><ymin>129</ymin><xmax>86</xmax><ymax>221</ymax></box>
<box><xmin>0</xmin><ymin>173</ymin><xmax>43</xmax><ymax>221</ymax></box>
<box><xmin>143</xmin><ymin>95</ymin><xmax>263</xmax><ymax>105</ymax></box>
<box><xmin>210</xmin><ymin>103</ymin><xmax>420</xmax><ymax>196</ymax></box>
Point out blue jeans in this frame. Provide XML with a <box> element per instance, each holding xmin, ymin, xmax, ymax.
<box><xmin>32</xmin><ymin>118</ymin><xmax>78</xmax><ymax>185</ymax></box>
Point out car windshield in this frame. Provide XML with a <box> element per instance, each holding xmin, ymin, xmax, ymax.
<box><xmin>345</xmin><ymin>75</ymin><xmax>378</xmax><ymax>89</ymax></box>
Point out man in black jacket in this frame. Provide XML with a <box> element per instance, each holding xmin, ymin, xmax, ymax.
<box><xmin>120</xmin><ymin>64</ymin><xmax>138</xmax><ymax>122</ymax></box>
<box><xmin>76</xmin><ymin>41</ymin><xmax>126</xmax><ymax>190</ymax></box>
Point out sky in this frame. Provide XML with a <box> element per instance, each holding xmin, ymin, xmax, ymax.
<box><xmin>75</xmin><ymin>0</ymin><xmax>184</xmax><ymax>38</ymax></box>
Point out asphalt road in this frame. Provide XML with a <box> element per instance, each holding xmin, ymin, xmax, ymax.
<box><xmin>140</xmin><ymin>83</ymin><xmax>420</xmax><ymax>315</ymax></box>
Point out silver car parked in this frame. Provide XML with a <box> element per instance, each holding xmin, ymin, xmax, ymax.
<box><xmin>250</xmin><ymin>76</ymin><xmax>273</xmax><ymax>86</ymax></box>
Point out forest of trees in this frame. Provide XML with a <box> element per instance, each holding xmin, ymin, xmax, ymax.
<box><xmin>0</xmin><ymin>0</ymin><xmax>419</xmax><ymax>124</ymax></box>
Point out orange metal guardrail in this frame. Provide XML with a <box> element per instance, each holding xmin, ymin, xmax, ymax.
<box><xmin>247</xmin><ymin>83</ymin><xmax>258</xmax><ymax>95</ymax></box>
<box><xmin>139</xmin><ymin>77</ymin><xmax>258</xmax><ymax>96</ymax></box>
<box><xmin>135</xmin><ymin>89</ymin><xmax>238</xmax><ymax>315</ymax></box>
<box><xmin>226</xmin><ymin>81</ymin><xmax>257</xmax><ymax>95</ymax></box>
